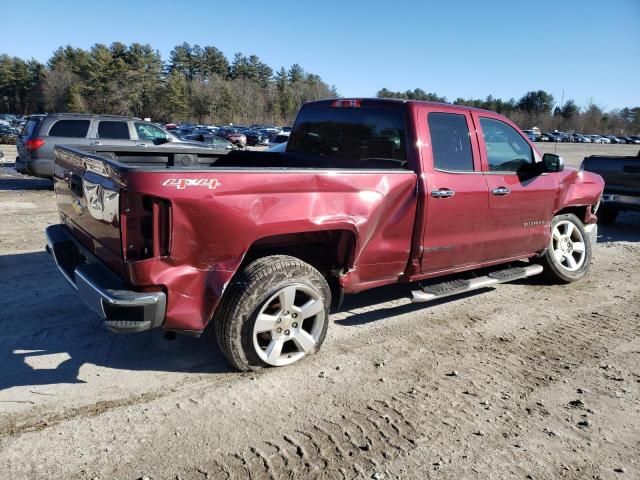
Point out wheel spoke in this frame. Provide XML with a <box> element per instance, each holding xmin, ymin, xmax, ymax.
<box><xmin>297</xmin><ymin>298</ymin><xmax>323</xmax><ymax>320</ymax></box>
<box><xmin>572</xmin><ymin>242</ymin><xmax>586</xmax><ymax>253</ymax></box>
<box><xmin>552</xmin><ymin>229</ymin><xmax>562</xmax><ymax>243</ymax></box>
<box><xmin>564</xmin><ymin>222</ymin><xmax>574</xmax><ymax>238</ymax></box>
<box><xmin>293</xmin><ymin>330</ymin><xmax>316</xmax><ymax>354</ymax></box>
<box><xmin>554</xmin><ymin>249</ymin><xmax>565</xmax><ymax>263</ymax></box>
<box><xmin>279</xmin><ymin>286</ymin><xmax>297</xmax><ymax>312</ymax></box>
<box><xmin>254</xmin><ymin>313</ymin><xmax>278</xmax><ymax>333</ymax></box>
<box><xmin>265</xmin><ymin>338</ymin><xmax>284</xmax><ymax>363</ymax></box>
<box><xmin>565</xmin><ymin>254</ymin><xmax>578</xmax><ymax>270</ymax></box>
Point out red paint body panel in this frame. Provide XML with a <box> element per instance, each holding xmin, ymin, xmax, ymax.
<box><xmin>53</xmin><ymin>99</ymin><xmax>605</xmax><ymax>333</ymax></box>
<box><xmin>123</xmin><ymin>169</ymin><xmax>417</xmax><ymax>330</ymax></box>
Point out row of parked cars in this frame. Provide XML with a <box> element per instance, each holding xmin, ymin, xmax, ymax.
<box><xmin>11</xmin><ymin>112</ymin><xmax>290</xmax><ymax>178</ymax></box>
<box><xmin>165</xmin><ymin>123</ymin><xmax>291</xmax><ymax>148</ymax></box>
<box><xmin>523</xmin><ymin>129</ymin><xmax>640</xmax><ymax>144</ymax></box>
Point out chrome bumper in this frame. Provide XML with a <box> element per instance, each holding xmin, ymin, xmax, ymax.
<box><xmin>45</xmin><ymin>224</ymin><xmax>166</xmax><ymax>333</ymax></box>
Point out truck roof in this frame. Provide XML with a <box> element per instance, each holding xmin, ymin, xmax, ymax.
<box><xmin>304</xmin><ymin>97</ymin><xmax>494</xmax><ymax>115</ymax></box>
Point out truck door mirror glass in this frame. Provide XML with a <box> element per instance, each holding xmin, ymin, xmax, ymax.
<box><xmin>542</xmin><ymin>153</ymin><xmax>564</xmax><ymax>173</ymax></box>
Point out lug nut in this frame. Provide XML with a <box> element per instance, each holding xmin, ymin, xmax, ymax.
<box><xmin>276</xmin><ymin>318</ymin><xmax>281</xmax><ymax>323</ymax></box>
<box><xmin>276</xmin><ymin>328</ymin><xmax>282</xmax><ymax>333</ymax></box>
<box><xmin>292</xmin><ymin>313</ymin><xmax>298</xmax><ymax>318</ymax></box>
<box><xmin>292</xmin><ymin>323</ymin><xmax>298</xmax><ymax>328</ymax></box>
<box><xmin>284</xmin><ymin>330</ymin><xmax>290</xmax><ymax>335</ymax></box>
<box><xmin>283</xmin><ymin>311</ymin><xmax>289</xmax><ymax>315</ymax></box>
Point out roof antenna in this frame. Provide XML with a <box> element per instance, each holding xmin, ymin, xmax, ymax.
<box><xmin>554</xmin><ymin>89</ymin><xmax>564</xmax><ymax>154</ymax></box>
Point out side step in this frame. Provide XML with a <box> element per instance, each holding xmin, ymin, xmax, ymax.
<box><xmin>411</xmin><ymin>264</ymin><xmax>543</xmax><ymax>303</ymax></box>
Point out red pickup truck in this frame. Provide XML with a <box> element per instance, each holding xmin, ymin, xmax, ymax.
<box><xmin>46</xmin><ymin>99</ymin><xmax>604</xmax><ymax>371</ymax></box>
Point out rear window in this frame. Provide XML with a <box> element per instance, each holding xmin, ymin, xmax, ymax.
<box><xmin>48</xmin><ymin>120</ymin><xmax>90</xmax><ymax>138</ymax></box>
<box><xmin>21</xmin><ymin>118</ymin><xmax>41</xmax><ymax>137</ymax></box>
<box><xmin>287</xmin><ymin>104</ymin><xmax>408</xmax><ymax>169</ymax></box>
<box><xmin>428</xmin><ymin>113</ymin><xmax>475</xmax><ymax>171</ymax></box>
<box><xmin>98</xmin><ymin>121</ymin><xmax>130</xmax><ymax>140</ymax></box>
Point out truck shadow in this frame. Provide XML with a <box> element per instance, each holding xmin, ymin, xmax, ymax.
<box><xmin>0</xmin><ymin>251</ymin><xmax>232</xmax><ymax>392</ymax></box>
<box><xmin>0</xmin><ymin>168</ymin><xmax>52</xmax><ymax>191</ymax></box>
<box><xmin>335</xmin><ymin>284</ymin><xmax>493</xmax><ymax>327</ymax></box>
<box><xmin>597</xmin><ymin>212</ymin><xmax>640</xmax><ymax>243</ymax></box>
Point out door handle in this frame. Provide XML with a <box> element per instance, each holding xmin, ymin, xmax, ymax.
<box><xmin>492</xmin><ymin>187</ymin><xmax>511</xmax><ymax>196</ymax></box>
<box><xmin>431</xmin><ymin>189</ymin><xmax>455</xmax><ymax>198</ymax></box>
<box><xmin>90</xmin><ymin>141</ymin><xmax>102</xmax><ymax>146</ymax></box>
<box><xmin>136</xmin><ymin>143</ymin><xmax>147</xmax><ymax>147</ymax></box>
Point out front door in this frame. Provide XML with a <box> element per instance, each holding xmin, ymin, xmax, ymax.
<box><xmin>473</xmin><ymin>114</ymin><xmax>557</xmax><ymax>260</ymax></box>
<box><xmin>419</xmin><ymin>107</ymin><xmax>491</xmax><ymax>274</ymax></box>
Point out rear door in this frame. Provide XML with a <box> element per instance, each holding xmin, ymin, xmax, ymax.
<box><xmin>473</xmin><ymin>113</ymin><xmax>557</xmax><ymax>260</ymax></box>
<box><xmin>419</xmin><ymin>107</ymin><xmax>491</xmax><ymax>274</ymax></box>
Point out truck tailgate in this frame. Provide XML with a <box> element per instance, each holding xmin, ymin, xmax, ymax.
<box><xmin>583</xmin><ymin>155</ymin><xmax>640</xmax><ymax>195</ymax></box>
<box><xmin>53</xmin><ymin>146</ymin><xmax>125</xmax><ymax>274</ymax></box>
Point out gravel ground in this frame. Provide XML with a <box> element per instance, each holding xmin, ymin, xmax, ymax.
<box><xmin>0</xmin><ymin>144</ymin><xmax>639</xmax><ymax>479</ymax></box>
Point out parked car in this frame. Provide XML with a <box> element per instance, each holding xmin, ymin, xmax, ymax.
<box><xmin>581</xmin><ymin>150</ymin><xmax>640</xmax><ymax>224</ymax></box>
<box><xmin>15</xmin><ymin>113</ymin><xmax>209</xmax><ymax>178</ymax></box>
<box><xmin>217</xmin><ymin>128</ymin><xmax>247</xmax><ymax>146</ymax></box>
<box><xmin>182</xmin><ymin>133</ymin><xmax>238</xmax><ymax>150</ymax></box>
<box><xmin>606</xmin><ymin>135</ymin><xmax>623</xmax><ymax>144</ymax></box>
<box><xmin>0</xmin><ymin>124</ymin><xmax>19</xmax><ymax>144</ymax></box>
<box><xmin>628</xmin><ymin>135</ymin><xmax>640</xmax><ymax>144</ymax></box>
<box><xmin>570</xmin><ymin>133</ymin><xmax>588</xmax><ymax>143</ymax></box>
<box><xmin>269</xmin><ymin>131</ymin><xmax>290</xmax><ymax>145</ymax></box>
<box><xmin>45</xmin><ymin>98</ymin><xmax>603</xmax><ymax>371</ymax></box>
<box><xmin>522</xmin><ymin>129</ymin><xmax>538</xmax><ymax>142</ymax></box>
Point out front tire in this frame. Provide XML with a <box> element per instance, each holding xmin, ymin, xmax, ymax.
<box><xmin>214</xmin><ymin>255</ymin><xmax>331</xmax><ymax>371</ymax></box>
<box><xmin>537</xmin><ymin>214</ymin><xmax>592</xmax><ymax>284</ymax></box>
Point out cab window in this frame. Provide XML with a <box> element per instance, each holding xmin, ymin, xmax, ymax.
<box><xmin>479</xmin><ymin>118</ymin><xmax>533</xmax><ymax>172</ymax></box>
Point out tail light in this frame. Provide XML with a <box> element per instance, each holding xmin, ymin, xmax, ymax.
<box><xmin>121</xmin><ymin>192</ymin><xmax>171</xmax><ymax>260</ymax></box>
<box><xmin>25</xmin><ymin>138</ymin><xmax>45</xmax><ymax>151</ymax></box>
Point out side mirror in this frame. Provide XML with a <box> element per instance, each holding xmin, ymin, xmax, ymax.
<box><xmin>541</xmin><ymin>153</ymin><xmax>564</xmax><ymax>173</ymax></box>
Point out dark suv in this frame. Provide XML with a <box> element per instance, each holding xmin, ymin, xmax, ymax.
<box><xmin>16</xmin><ymin>113</ymin><xmax>205</xmax><ymax>178</ymax></box>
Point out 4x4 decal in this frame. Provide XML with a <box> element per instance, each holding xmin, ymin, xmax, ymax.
<box><xmin>162</xmin><ymin>178</ymin><xmax>221</xmax><ymax>190</ymax></box>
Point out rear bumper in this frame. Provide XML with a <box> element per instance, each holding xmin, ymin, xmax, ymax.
<box><xmin>602</xmin><ymin>193</ymin><xmax>640</xmax><ymax>212</ymax></box>
<box><xmin>45</xmin><ymin>224</ymin><xmax>166</xmax><ymax>333</ymax></box>
<box><xmin>15</xmin><ymin>156</ymin><xmax>53</xmax><ymax>178</ymax></box>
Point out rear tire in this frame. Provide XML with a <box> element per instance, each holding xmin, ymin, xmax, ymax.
<box><xmin>597</xmin><ymin>205</ymin><xmax>619</xmax><ymax>226</ymax></box>
<box><xmin>537</xmin><ymin>214</ymin><xmax>592</xmax><ymax>284</ymax></box>
<box><xmin>214</xmin><ymin>255</ymin><xmax>331</xmax><ymax>371</ymax></box>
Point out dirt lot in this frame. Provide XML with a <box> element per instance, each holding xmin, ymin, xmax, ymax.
<box><xmin>0</xmin><ymin>144</ymin><xmax>639</xmax><ymax>480</ymax></box>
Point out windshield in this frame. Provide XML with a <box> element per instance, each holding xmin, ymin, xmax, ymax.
<box><xmin>287</xmin><ymin>104</ymin><xmax>407</xmax><ymax>167</ymax></box>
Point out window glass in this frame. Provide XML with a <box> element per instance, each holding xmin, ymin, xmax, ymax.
<box><xmin>287</xmin><ymin>105</ymin><xmax>407</xmax><ymax>169</ymax></box>
<box><xmin>135</xmin><ymin>122</ymin><xmax>167</xmax><ymax>142</ymax></box>
<box><xmin>21</xmin><ymin>118</ymin><xmax>41</xmax><ymax>137</ymax></box>
<box><xmin>97</xmin><ymin>121</ymin><xmax>130</xmax><ymax>140</ymax></box>
<box><xmin>48</xmin><ymin>120</ymin><xmax>90</xmax><ymax>138</ymax></box>
<box><xmin>427</xmin><ymin>113</ymin><xmax>474</xmax><ymax>171</ymax></box>
<box><xmin>479</xmin><ymin>117</ymin><xmax>533</xmax><ymax>172</ymax></box>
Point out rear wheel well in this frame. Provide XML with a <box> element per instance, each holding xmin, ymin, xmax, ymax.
<box><xmin>242</xmin><ymin>230</ymin><xmax>356</xmax><ymax>308</ymax></box>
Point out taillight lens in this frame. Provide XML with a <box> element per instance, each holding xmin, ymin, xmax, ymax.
<box><xmin>121</xmin><ymin>192</ymin><xmax>171</xmax><ymax>260</ymax></box>
<box><xmin>25</xmin><ymin>138</ymin><xmax>45</xmax><ymax>151</ymax></box>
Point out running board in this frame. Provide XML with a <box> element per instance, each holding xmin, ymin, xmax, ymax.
<box><xmin>411</xmin><ymin>264</ymin><xmax>543</xmax><ymax>303</ymax></box>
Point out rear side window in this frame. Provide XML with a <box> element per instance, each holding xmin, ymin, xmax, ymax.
<box><xmin>21</xmin><ymin>118</ymin><xmax>41</xmax><ymax>137</ymax></box>
<box><xmin>479</xmin><ymin>118</ymin><xmax>533</xmax><ymax>172</ymax></box>
<box><xmin>97</xmin><ymin>121</ymin><xmax>130</xmax><ymax>140</ymax></box>
<box><xmin>287</xmin><ymin>104</ymin><xmax>407</xmax><ymax>169</ymax></box>
<box><xmin>428</xmin><ymin>113</ymin><xmax>474</xmax><ymax>171</ymax></box>
<box><xmin>48</xmin><ymin>120</ymin><xmax>90</xmax><ymax>138</ymax></box>
<box><xmin>135</xmin><ymin>122</ymin><xmax>167</xmax><ymax>142</ymax></box>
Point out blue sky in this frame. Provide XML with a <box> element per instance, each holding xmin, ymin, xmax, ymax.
<box><xmin>1</xmin><ymin>0</ymin><xmax>639</xmax><ymax>110</ymax></box>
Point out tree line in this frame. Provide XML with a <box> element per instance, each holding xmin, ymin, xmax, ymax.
<box><xmin>377</xmin><ymin>88</ymin><xmax>640</xmax><ymax>135</ymax></box>
<box><xmin>0</xmin><ymin>42</ymin><xmax>337</xmax><ymax>125</ymax></box>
